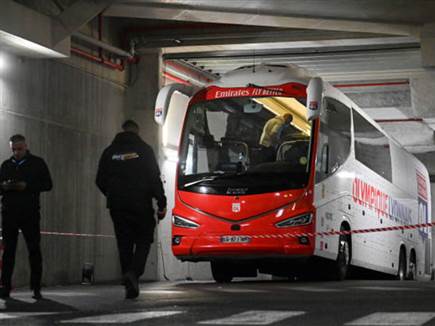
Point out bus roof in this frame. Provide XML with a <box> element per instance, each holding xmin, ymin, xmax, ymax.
<box><xmin>209</xmin><ymin>64</ymin><xmax>315</xmax><ymax>88</ymax></box>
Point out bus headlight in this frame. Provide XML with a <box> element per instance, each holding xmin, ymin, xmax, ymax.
<box><xmin>275</xmin><ymin>213</ymin><xmax>312</xmax><ymax>228</ymax></box>
<box><xmin>172</xmin><ymin>215</ymin><xmax>200</xmax><ymax>228</ymax></box>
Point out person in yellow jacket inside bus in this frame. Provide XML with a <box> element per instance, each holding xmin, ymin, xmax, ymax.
<box><xmin>259</xmin><ymin>113</ymin><xmax>293</xmax><ymax>148</ymax></box>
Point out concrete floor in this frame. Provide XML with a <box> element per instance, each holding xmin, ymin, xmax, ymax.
<box><xmin>1</xmin><ymin>279</ymin><xmax>435</xmax><ymax>325</ymax></box>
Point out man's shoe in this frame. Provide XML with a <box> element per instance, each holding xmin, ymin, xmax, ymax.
<box><xmin>124</xmin><ymin>272</ymin><xmax>139</xmax><ymax>299</ymax></box>
<box><xmin>0</xmin><ymin>287</ymin><xmax>10</xmax><ymax>299</ymax></box>
<box><xmin>32</xmin><ymin>289</ymin><xmax>43</xmax><ymax>300</ymax></box>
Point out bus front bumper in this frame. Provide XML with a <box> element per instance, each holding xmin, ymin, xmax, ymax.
<box><xmin>172</xmin><ymin>234</ymin><xmax>315</xmax><ymax>261</ymax></box>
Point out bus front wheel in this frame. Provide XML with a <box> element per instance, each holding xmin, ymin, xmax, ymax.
<box><xmin>334</xmin><ymin>234</ymin><xmax>351</xmax><ymax>281</ymax></box>
<box><xmin>211</xmin><ymin>261</ymin><xmax>233</xmax><ymax>283</ymax></box>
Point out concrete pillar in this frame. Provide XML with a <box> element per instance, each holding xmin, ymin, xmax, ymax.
<box><xmin>124</xmin><ymin>49</ymin><xmax>163</xmax><ymax>280</ymax></box>
<box><xmin>125</xmin><ymin>49</ymin><xmax>162</xmax><ymax>147</ymax></box>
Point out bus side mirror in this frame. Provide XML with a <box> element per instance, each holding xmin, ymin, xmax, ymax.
<box><xmin>155</xmin><ymin>83</ymin><xmax>194</xmax><ymax>125</ymax></box>
<box><xmin>306</xmin><ymin>77</ymin><xmax>324</xmax><ymax>121</ymax></box>
<box><xmin>321</xmin><ymin>144</ymin><xmax>329</xmax><ymax>174</ymax></box>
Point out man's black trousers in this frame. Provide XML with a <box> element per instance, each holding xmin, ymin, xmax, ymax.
<box><xmin>1</xmin><ymin>211</ymin><xmax>42</xmax><ymax>291</ymax></box>
<box><xmin>110</xmin><ymin>210</ymin><xmax>154</xmax><ymax>278</ymax></box>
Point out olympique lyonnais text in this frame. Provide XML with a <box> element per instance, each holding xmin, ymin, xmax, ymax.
<box><xmin>352</xmin><ymin>178</ymin><xmax>412</xmax><ymax>225</ymax></box>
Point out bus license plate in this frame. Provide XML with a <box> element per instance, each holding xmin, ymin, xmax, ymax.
<box><xmin>220</xmin><ymin>235</ymin><xmax>251</xmax><ymax>243</ymax></box>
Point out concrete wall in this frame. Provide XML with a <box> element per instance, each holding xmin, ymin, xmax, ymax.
<box><xmin>0</xmin><ymin>50</ymin><xmax>127</xmax><ymax>287</ymax></box>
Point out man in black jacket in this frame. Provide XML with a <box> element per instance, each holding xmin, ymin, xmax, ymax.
<box><xmin>96</xmin><ymin>120</ymin><xmax>167</xmax><ymax>299</ymax></box>
<box><xmin>0</xmin><ymin>134</ymin><xmax>53</xmax><ymax>299</ymax></box>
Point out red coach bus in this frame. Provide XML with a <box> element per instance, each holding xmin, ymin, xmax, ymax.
<box><xmin>155</xmin><ymin>64</ymin><xmax>432</xmax><ymax>282</ymax></box>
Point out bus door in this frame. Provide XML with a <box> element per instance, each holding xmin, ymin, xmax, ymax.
<box><xmin>314</xmin><ymin>97</ymin><xmax>352</xmax><ymax>260</ymax></box>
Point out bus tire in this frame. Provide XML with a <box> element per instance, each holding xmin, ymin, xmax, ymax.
<box><xmin>211</xmin><ymin>261</ymin><xmax>233</xmax><ymax>283</ymax></box>
<box><xmin>397</xmin><ymin>248</ymin><xmax>407</xmax><ymax>280</ymax></box>
<box><xmin>335</xmin><ymin>234</ymin><xmax>351</xmax><ymax>281</ymax></box>
<box><xmin>407</xmin><ymin>250</ymin><xmax>416</xmax><ymax>280</ymax></box>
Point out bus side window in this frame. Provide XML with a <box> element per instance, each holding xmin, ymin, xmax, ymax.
<box><xmin>180</xmin><ymin>106</ymin><xmax>212</xmax><ymax>175</ymax></box>
<box><xmin>353</xmin><ymin>109</ymin><xmax>392</xmax><ymax>182</ymax></box>
<box><xmin>316</xmin><ymin>98</ymin><xmax>351</xmax><ymax>183</ymax></box>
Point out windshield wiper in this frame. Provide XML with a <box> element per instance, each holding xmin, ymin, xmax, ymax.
<box><xmin>182</xmin><ymin>176</ymin><xmax>221</xmax><ymax>188</ymax></box>
<box><xmin>182</xmin><ymin>171</ymin><xmax>264</xmax><ymax>189</ymax></box>
<box><xmin>182</xmin><ymin>172</ymin><xmax>235</xmax><ymax>188</ymax></box>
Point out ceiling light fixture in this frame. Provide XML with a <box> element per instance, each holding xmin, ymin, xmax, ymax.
<box><xmin>0</xmin><ymin>30</ymin><xmax>66</xmax><ymax>58</ymax></box>
<box><xmin>0</xmin><ymin>52</ymin><xmax>5</xmax><ymax>72</ymax></box>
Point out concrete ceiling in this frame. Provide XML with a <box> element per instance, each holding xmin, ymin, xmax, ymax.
<box><xmin>103</xmin><ymin>0</ymin><xmax>435</xmax><ymax>77</ymax></box>
<box><xmin>137</xmin><ymin>0</ymin><xmax>435</xmax><ymax>24</ymax></box>
<box><xmin>106</xmin><ymin>0</ymin><xmax>433</xmax><ymax>33</ymax></box>
<box><xmin>9</xmin><ymin>0</ymin><xmax>434</xmax><ymax>78</ymax></box>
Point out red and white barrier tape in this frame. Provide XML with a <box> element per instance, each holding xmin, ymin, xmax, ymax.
<box><xmin>0</xmin><ymin>228</ymin><xmax>115</xmax><ymax>239</ymax></box>
<box><xmin>1</xmin><ymin>221</ymin><xmax>434</xmax><ymax>241</ymax></box>
<box><xmin>249</xmin><ymin>222</ymin><xmax>435</xmax><ymax>240</ymax></box>
<box><xmin>40</xmin><ymin>230</ymin><xmax>115</xmax><ymax>238</ymax></box>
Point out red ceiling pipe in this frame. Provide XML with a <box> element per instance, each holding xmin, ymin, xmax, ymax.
<box><xmin>163</xmin><ymin>71</ymin><xmax>192</xmax><ymax>85</ymax></box>
<box><xmin>70</xmin><ymin>12</ymin><xmax>133</xmax><ymax>71</ymax></box>
<box><xmin>71</xmin><ymin>47</ymin><xmax>125</xmax><ymax>71</ymax></box>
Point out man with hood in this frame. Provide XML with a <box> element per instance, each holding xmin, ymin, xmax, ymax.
<box><xmin>0</xmin><ymin>134</ymin><xmax>52</xmax><ymax>299</ymax></box>
<box><xmin>96</xmin><ymin>120</ymin><xmax>167</xmax><ymax>299</ymax></box>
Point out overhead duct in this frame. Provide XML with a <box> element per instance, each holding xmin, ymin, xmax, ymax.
<box><xmin>72</xmin><ymin>32</ymin><xmax>134</xmax><ymax>58</ymax></box>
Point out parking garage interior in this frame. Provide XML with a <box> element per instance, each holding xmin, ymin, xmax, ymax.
<box><xmin>1</xmin><ymin>0</ymin><xmax>435</xmax><ymax>294</ymax></box>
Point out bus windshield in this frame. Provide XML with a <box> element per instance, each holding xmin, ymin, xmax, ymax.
<box><xmin>178</xmin><ymin>96</ymin><xmax>313</xmax><ymax>195</ymax></box>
